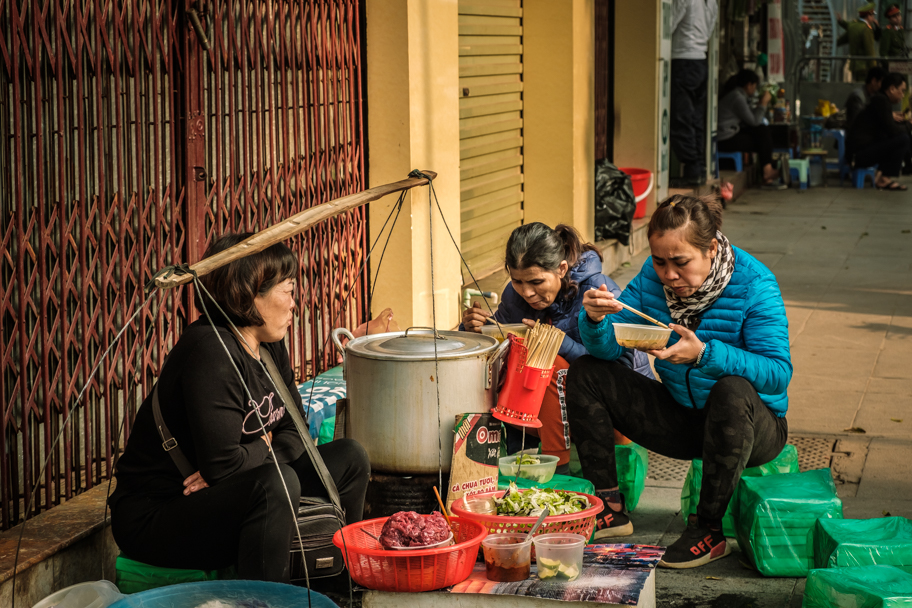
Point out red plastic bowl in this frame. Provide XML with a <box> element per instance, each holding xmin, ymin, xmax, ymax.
<box><xmin>332</xmin><ymin>516</ymin><xmax>487</xmax><ymax>592</ymax></box>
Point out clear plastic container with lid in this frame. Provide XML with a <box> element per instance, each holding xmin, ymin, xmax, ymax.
<box><xmin>533</xmin><ymin>533</ymin><xmax>586</xmax><ymax>582</ymax></box>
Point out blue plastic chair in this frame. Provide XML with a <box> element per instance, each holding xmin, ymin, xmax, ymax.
<box><xmin>841</xmin><ymin>165</ymin><xmax>878</xmax><ymax>188</ymax></box>
<box><xmin>773</xmin><ymin>147</ymin><xmax>794</xmax><ymax>159</ymax></box>
<box><xmin>822</xmin><ymin>128</ymin><xmax>846</xmax><ymax>173</ymax></box>
<box><xmin>717</xmin><ymin>151</ymin><xmax>743</xmax><ymax>172</ymax></box>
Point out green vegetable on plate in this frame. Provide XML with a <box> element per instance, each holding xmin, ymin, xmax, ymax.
<box><xmin>495</xmin><ymin>482</ymin><xmax>589</xmax><ymax>517</ymax></box>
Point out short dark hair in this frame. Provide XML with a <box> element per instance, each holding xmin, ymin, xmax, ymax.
<box><xmin>883</xmin><ymin>72</ymin><xmax>907</xmax><ymax>92</ymax></box>
<box><xmin>647</xmin><ymin>194</ymin><xmax>724</xmax><ymax>254</ymax></box>
<box><xmin>734</xmin><ymin>68</ymin><xmax>761</xmax><ymax>88</ymax></box>
<box><xmin>505</xmin><ymin>223</ymin><xmax>601</xmax><ymax>301</ymax></box>
<box><xmin>865</xmin><ymin>66</ymin><xmax>886</xmax><ymax>84</ymax></box>
<box><xmin>194</xmin><ymin>232</ymin><xmax>298</xmax><ymax>327</ymax></box>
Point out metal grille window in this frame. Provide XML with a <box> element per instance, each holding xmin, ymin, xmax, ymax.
<box><xmin>0</xmin><ymin>0</ymin><xmax>367</xmax><ymax>530</ymax></box>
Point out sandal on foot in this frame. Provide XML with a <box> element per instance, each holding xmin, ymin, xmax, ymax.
<box><xmin>877</xmin><ymin>180</ymin><xmax>908</xmax><ymax>191</ymax></box>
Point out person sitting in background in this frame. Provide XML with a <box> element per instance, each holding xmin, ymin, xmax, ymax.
<box><xmin>717</xmin><ymin>69</ymin><xmax>784</xmax><ymax>188</ymax></box>
<box><xmin>847</xmin><ymin>72</ymin><xmax>910</xmax><ymax>190</ymax></box>
<box><xmin>461</xmin><ymin>223</ymin><xmax>654</xmax><ymax>474</ymax></box>
<box><xmin>845</xmin><ymin>66</ymin><xmax>885</xmax><ymax>131</ymax></box>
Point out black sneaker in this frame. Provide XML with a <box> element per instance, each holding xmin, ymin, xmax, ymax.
<box><xmin>592</xmin><ymin>492</ymin><xmax>633</xmax><ymax>540</ymax></box>
<box><xmin>658</xmin><ymin>516</ymin><xmax>731</xmax><ymax>569</ymax></box>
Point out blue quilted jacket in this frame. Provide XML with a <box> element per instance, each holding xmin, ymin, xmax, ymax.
<box><xmin>578</xmin><ymin>246</ymin><xmax>792</xmax><ymax>416</ymax></box>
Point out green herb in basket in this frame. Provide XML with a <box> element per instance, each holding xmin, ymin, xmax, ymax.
<box><xmin>494</xmin><ymin>483</ymin><xmax>589</xmax><ymax>517</ymax></box>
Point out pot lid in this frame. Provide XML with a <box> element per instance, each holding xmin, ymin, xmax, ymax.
<box><xmin>345</xmin><ymin>327</ymin><xmax>497</xmax><ymax>361</ymax></box>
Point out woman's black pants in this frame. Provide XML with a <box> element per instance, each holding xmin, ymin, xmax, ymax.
<box><xmin>566</xmin><ymin>358</ymin><xmax>787</xmax><ymax>527</ymax></box>
<box><xmin>111</xmin><ymin>438</ymin><xmax>370</xmax><ymax>582</ymax></box>
<box><xmin>717</xmin><ymin>124</ymin><xmax>775</xmax><ymax>169</ymax></box>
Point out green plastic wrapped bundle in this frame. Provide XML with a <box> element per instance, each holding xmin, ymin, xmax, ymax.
<box><xmin>497</xmin><ymin>473</ymin><xmax>595</xmax><ymax>495</ymax></box>
<box><xmin>813</xmin><ymin>517</ymin><xmax>912</xmax><ymax>573</ymax></box>
<box><xmin>681</xmin><ymin>444</ymin><xmax>799</xmax><ymax>536</ymax></box>
<box><xmin>615</xmin><ymin>442</ymin><xmax>648</xmax><ymax>511</ymax></box>
<box><xmin>115</xmin><ymin>554</ymin><xmax>231</xmax><ymax>594</ymax></box>
<box><xmin>736</xmin><ymin>468</ymin><xmax>843</xmax><ymax>577</ymax></box>
<box><xmin>803</xmin><ymin>565</ymin><xmax>912</xmax><ymax>607</ymax></box>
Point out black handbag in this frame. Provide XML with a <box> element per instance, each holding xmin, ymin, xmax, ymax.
<box><xmin>151</xmin><ymin>346</ymin><xmax>347</xmax><ymax>582</ymax></box>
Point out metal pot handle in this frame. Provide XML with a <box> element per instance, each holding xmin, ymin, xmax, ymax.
<box><xmin>404</xmin><ymin>326</ymin><xmax>447</xmax><ymax>340</ymax></box>
<box><xmin>331</xmin><ymin>328</ymin><xmax>354</xmax><ymax>357</ymax></box>
<box><xmin>485</xmin><ymin>338</ymin><xmax>511</xmax><ymax>390</ymax></box>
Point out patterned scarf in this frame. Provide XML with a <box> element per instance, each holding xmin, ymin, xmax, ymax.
<box><xmin>663</xmin><ymin>231</ymin><xmax>735</xmax><ymax>330</ymax></box>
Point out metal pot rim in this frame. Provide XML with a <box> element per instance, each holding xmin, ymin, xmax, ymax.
<box><xmin>344</xmin><ymin>329</ymin><xmax>498</xmax><ymax>361</ymax></box>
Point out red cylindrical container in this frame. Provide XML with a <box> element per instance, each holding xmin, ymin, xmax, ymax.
<box><xmin>491</xmin><ymin>335</ymin><xmax>552</xmax><ymax>428</ymax></box>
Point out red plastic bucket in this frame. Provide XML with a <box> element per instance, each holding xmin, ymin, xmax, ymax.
<box><xmin>491</xmin><ymin>335</ymin><xmax>552</xmax><ymax>429</ymax></box>
<box><xmin>619</xmin><ymin>167</ymin><xmax>653</xmax><ymax>219</ymax></box>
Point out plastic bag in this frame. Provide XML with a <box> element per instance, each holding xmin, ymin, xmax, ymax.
<box><xmin>736</xmin><ymin>468</ymin><xmax>843</xmax><ymax>577</ymax></box>
<box><xmin>803</xmin><ymin>565</ymin><xmax>912</xmax><ymax>608</ymax></box>
<box><xmin>594</xmin><ymin>160</ymin><xmax>636</xmax><ymax>245</ymax></box>
<box><xmin>682</xmin><ymin>444</ymin><xmax>799</xmax><ymax>536</ymax></box>
<box><xmin>34</xmin><ymin>581</ymin><xmax>124</xmax><ymax>608</ymax></box>
<box><xmin>814</xmin><ymin>517</ymin><xmax>912</xmax><ymax>573</ymax></box>
<box><xmin>115</xmin><ymin>554</ymin><xmax>224</xmax><ymax>594</ymax></box>
<box><xmin>616</xmin><ymin>442</ymin><xmax>648</xmax><ymax>512</ymax></box>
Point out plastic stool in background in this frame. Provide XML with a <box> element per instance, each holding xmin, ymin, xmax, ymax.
<box><xmin>822</xmin><ymin>128</ymin><xmax>846</xmax><ymax>172</ymax></box>
<box><xmin>718</xmin><ymin>151</ymin><xmax>743</xmax><ymax>172</ymax></box>
<box><xmin>840</xmin><ymin>164</ymin><xmax>878</xmax><ymax>188</ymax></box>
<box><xmin>789</xmin><ymin>158</ymin><xmax>810</xmax><ymax>189</ymax></box>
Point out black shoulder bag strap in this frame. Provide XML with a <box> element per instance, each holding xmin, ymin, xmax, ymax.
<box><xmin>259</xmin><ymin>346</ymin><xmax>344</xmax><ymax>515</ymax></box>
<box><xmin>152</xmin><ymin>384</ymin><xmax>196</xmax><ymax>479</ymax></box>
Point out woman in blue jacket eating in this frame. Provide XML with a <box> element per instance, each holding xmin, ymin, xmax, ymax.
<box><xmin>567</xmin><ymin>195</ymin><xmax>790</xmax><ymax>568</ymax></box>
<box><xmin>462</xmin><ymin>223</ymin><xmax>653</xmax><ymax>472</ymax></box>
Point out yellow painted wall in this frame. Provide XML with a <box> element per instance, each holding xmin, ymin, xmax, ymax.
<box><xmin>613</xmin><ymin>0</ymin><xmax>661</xmax><ymax>214</ymax></box>
<box><xmin>365</xmin><ymin>0</ymin><xmax>462</xmax><ymax>329</ymax></box>
<box><xmin>524</xmin><ymin>0</ymin><xmax>595</xmax><ymax>241</ymax></box>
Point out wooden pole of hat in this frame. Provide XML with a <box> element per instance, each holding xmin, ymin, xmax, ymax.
<box><xmin>153</xmin><ymin>171</ymin><xmax>438</xmax><ymax>289</ymax></box>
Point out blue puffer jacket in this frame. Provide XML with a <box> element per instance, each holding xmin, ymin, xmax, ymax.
<box><xmin>578</xmin><ymin>246</ymin><xmax>792</xmax><ymax>416</ymax></box>
<box><xmin>490</xmin><ymin>251</ymin><xmax>654</xmax><ymax>377</ymax></box>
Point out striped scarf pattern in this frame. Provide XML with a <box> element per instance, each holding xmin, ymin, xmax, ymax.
<box><xmin>663</xmin><ymin>231</ymin><xmax>735</xmax><ymax>330</ymax></box>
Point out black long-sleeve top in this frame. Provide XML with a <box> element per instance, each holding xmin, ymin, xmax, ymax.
<box><xmin>847</xmin><ymin>92</ymin><xmax>906</xmax><ymax>157</ymax></box>
<box><xmin>110</xmin><ymin>319</ymin><xmax>306</xmax><ymax>502</ymax></box>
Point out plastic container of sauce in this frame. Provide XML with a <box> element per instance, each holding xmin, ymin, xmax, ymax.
<box><xmin>481</xmin><ymin>533</ymin><xmax>532</xmax><ymax>582</ymax></box>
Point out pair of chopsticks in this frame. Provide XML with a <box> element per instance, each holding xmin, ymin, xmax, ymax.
<box><xmin>616</xmin><ymin>301</ymin><xmax>669</xmax><ymax>329</ymax></box>
<box><xmin>588</xmin><ymin>288</ymin><xmax>669</xmax><ymax>329</ymax></box>
<box><xmin>433</xmin><ymin>486</ymin><xmax>454</xmax><ymax>531</ymax></box>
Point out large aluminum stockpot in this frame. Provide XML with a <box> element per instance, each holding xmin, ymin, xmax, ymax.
<box><xmin>332</xmin><ymin>327</ymin><xmax>507</xmax><ymax>474</ymax></box>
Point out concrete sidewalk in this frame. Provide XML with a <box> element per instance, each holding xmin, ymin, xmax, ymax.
<box><xmin>609</xmin><ymin>185</ymin><xmax>912</xmax><ymax>607</ymax></box>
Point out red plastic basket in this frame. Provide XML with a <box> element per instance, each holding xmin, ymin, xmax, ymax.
<box><xmin>332</xmin><ymin>516</ymin><xmax>487</xmax><ymax>592</ymax></box>
<box><xmin>450</xmin><ymin>490</ymin><xmax>601</xmax><ymax>542</ymax></box>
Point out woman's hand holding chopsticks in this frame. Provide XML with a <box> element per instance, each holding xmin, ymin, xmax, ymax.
<box><xmin>583</xmin><ymin>284</ymin><xmax>623</xmax><ymax>323</ymax></box>
<box><xmin>462</xmin><ymin>300</ymin><xmax>491</xmax><ymax>332</ymax></box>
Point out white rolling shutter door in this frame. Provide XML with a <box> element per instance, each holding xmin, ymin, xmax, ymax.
<box><xmin>458</xmin><ymin>0</ymin><xmax>524</xmax><ymax>280</ymax></box>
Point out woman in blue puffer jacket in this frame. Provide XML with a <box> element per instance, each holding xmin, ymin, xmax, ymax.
<box><xmin>461</xmin><ymin>223</ymin><xmax>653</xmax><ymax>471</ymax></box>
<box><xmin>567</xmin><ymin>195</ymin><xmax>790</xmax><ymax>569</ymax></box>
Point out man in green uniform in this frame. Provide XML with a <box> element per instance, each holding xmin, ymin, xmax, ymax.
<box><xmin>837</xmin><ymin>3</ymin><xmax>881</xmax><ymax>81</ymax></box>
<box><xmin>881</xmin><ymin>5</ymin><xmax>908</xmax><ymax>58</ymax></box>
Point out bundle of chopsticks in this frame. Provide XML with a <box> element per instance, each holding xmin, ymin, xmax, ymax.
<box><xmin>523</xmin><ymin>321</ymin><xmax>565</xmax><ymax>369</ymax></box>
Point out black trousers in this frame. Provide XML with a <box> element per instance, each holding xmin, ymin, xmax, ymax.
<box><xmin>111</xmin><ymin>438</ymin><xmax>370</xmax><ymax>582</ymax></box>
<box><xmin>671</xmin><ymin>58</ymin><xmax>708</xmax><ymax>178</ymax></box>
<box><xmin>566</xmin><ymin>358</ymin><xmax>787</xmax><ymax>525</ymax></box>
<box><xmin>853</xmin><ymin>132</ymin><xmax>911</xmax><ymax>177</ymax></box>
<box><xmin>718</xmin><ymin>124</ymin><xmax>775</xmax><ymax>169</ymax></box>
